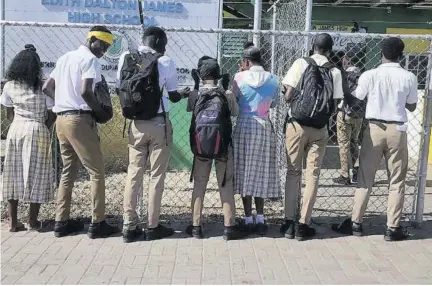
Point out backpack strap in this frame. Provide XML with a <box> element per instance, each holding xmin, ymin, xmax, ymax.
<box><xmin>303</xmin><ymin>57</ymin><xmax>318</xmax><ymax>66</ymax></box>
<box><xmin>322</xmin><ymin>62</ymin><xmax>335</xmax><ymax>69</ymax></box>
<box><xmin>128</xmin><ymin>49</ymin><xmax>140</xmax><ymax>62</ymax></box>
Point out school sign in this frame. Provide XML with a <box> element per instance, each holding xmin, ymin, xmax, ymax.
<box><xmin>1</xmin><ymin>0</ymin><xmax>222</xmax><ymax>86</ymax></box>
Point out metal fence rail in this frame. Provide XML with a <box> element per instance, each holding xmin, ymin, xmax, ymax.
<box><xmin>1</xmin><ymin>21</ymin><xmax>431</xmax><ymax>226</ymax></box>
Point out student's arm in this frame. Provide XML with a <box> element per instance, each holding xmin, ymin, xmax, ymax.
<box><xmin>406</xmin><ymin>74</ymin><xmax>418</xmax><ymax>112</ymax></box>
<box><xmin>165</xmin><ymin>60</ymin><xmax>189</xmax><ymax>103</ymax></box>
<box><xmin>115</xmin><ymin>52</ymin><xmax>127</xmax><ymax>95</ymax></box>
<box><xmin>187</xmin><ymin>90</ymin><xmax>198</xmax><ymax>112</ymax></box>
<box><xmin>80</xmin><ymin>59</ymin><xmax>106</xmax><ymax>119</ymax></box>
<box><xmin>282</xmin><ymin>59</ymin><xmax>303</xmax><ymax>102</ymax></box>
<box><xmin>81</xmin><ymin>78</ymin><xmax>103</xmax><ymax>113</ymax></box>
<box><xmin>42</xmin><ymin>78</ymin><xmax>56</xmax><ymax>99</ymax></box>
<box><xmin>42</xmin><ymin>58</ymin><xmax>61</xmax><ymax>99</ymax></box>
<box><xmin>352</xmin><ymin>72</ymin><xmax>370</xmax><ymax>101</ymax></box>
<box><xmin>226</xmin><ymin>90</ymin><xmax>239</xmax><ymax>117</ymax></box>
<box><xmin>332</xmin><ymin>68</ymin><xmax>344</xmax><ymax>113</ymax></box>
<box><xmin>1</xmin><ymin>84</ymin><xmax>14</xmax><ymax>121</ymax></box>
<box><xmin>232</xmin><ymin>75</ymin><xmax>240</xmax><ymax>100</ymax></box>
<box><xmin>45</xmin><ymin>95</ymin><xmax>56</xmax><ymax>128</ymax></box>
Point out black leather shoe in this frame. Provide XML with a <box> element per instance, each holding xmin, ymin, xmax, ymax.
<box><xmin>333</xmin><ymin>176</ymin><xmax>351</xmax><ymax>185</ymax></box>
<box><xmin>331</xmin><ymin>218</ymin><xmax>363</xmax><ymax>236</ymax></box>
<box><xmin>123</xmin><ymin>226</ymin><xmax>144</xmax><ymax>243</ymax></box>
<box><xmin>54</xmin><ymin>220</ymin><xmax>84</xmax><ymax>238</ymax></box>
<box><xmin>280</xmin><ymin>220</ymin><xmax>295</xmax><ymax>239</ymax></box>
<box><xmin>384</xmin><ymin>226</ymin><xmax>410</xmax><ymax>241</ymax></box>
<box><xmin>256</xmin><ymin>223</ymin><xmax>268</xmax><ymax>236</ymax></box>
<box><xmin>146</xmin><ymin>224</ymin><xmax>174</xmax><ymax>241</ymax></box>
<box><xmin>186</xmin><ymin>225</ymin><xmax>204</xmax><ymax>239</ymax></box>
<box><xmin>223</xmin><ymin>225</ymin><xmax>249</xmax><ymax>241</ymax></box>
<box><xmin>239</xmin><ymin>220</ymin><xmax>255</xmax><ymax>234</ymax></box>
<box><xmin>296</xmin><ymin>223</ymin><xmax>316</xmax><ymax>241</ymax></box>
<box><xmin>88</xmin><ymin>221</ymin><xmax>120</xmax><ymax>239</ymax></box>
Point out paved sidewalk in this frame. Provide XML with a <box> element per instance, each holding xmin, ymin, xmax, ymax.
<box><xmin>2</xmin><ymin>222</ymin><xmax>432</xmax><ymax>285</ymax></box>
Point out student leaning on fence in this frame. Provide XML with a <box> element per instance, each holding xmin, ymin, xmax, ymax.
<box><xmin>332</xmin><ymin>37</ymin><xmax>418</xmax><ymax>241</ymax></box>
<box><xmin>117</xmin><ymin>26</ymin><xmax>190</xmax><ymax>243</ymax></box>
<box><xmin>42</xmin><ymin>26</ymin><xmax>119</xmax><ymax>239</ymax></box>
<box><xmin>232</xmin><ymin>46</ymin><xmax>280</xmax><ymax>235</ymax></box>
<box><xmin>1</xmin><ymin>45</ymin><xmax>55</xmax><ymax>232</ymax></box>
<box><xmin>185</xmin><ymin>56</ymin><xmax>247</xmax><ymax>240</ymax></box>
<box><xmin>281</xmin><ymin>33</ymin><xmax>344</xmax><ymax>241</ymax></box>
<box><xmin>331</xmin><ymin>51</ymin><xmax>365</xmax><ymax>186</ymax></box>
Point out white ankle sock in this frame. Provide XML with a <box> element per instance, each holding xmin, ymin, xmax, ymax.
<box><xmin>245</xmin><ymin>216</ymin><xmax>253</xmax><ymax>225</ymax></box>
<box><xmin>256</xmin><ymin>214</ymin><xmax>264</xmax><ymax>224</ymax></box>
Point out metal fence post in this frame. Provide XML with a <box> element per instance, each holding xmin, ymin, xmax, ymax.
<box><xmin>270</xmin><ymin>5</ymin><xmax>277</xmax><ymax>74</ymax></box>
<box><xmin>0</xmin><ymin>0</ymin><xmax>5</xmax><ymax>80</ymax></box>
<box><xmin>253</xmin><ymin>0</ymin><xmax>262</xmax><ymax>48</ymax></box>
<box><xmin>414</xmin><ymin>40</ymin><xmax>432</xmax><ymax>225</ymax></box>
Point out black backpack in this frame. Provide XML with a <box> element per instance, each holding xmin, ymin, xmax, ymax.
<box><xmin>189</xmin><ymin>88</ymin><xmax>232</xmax><ymax>186</ymax></box>
<box><xmin>189</xmin><ymin>88</ymin><xmax>232</xmax><ymax>159</ymax></box>
<box><xmin>290</xmin><ymin>57</ymin><xmax>335</xmax><ymax>129</ymax></box>
<box><xmin>94</xmin><ymin>75</ymin><xmax>113</xmax><ymax>124</ymax></box>
<box><xmin>118</xmin><ymin>51</ymin><xmax>163</xmax><ymax>120</ymax></box>
<box><xmin>342</xmin><ymin>67</ymin><xmax>366</xmax><ymax>119</ymax></box>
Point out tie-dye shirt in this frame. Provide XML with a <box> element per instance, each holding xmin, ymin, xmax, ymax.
<box><xmin>232</xmin><ymin>66</ymin><xmax>279</xmax><ymax>117</ymax></box>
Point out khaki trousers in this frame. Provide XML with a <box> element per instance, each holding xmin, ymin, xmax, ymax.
<box><xmin>352</xmin><ymin>122</ymin><xmax>408</xmax><ymax>228</ymax></box>
<box><xmin>55</xmin><ymin>114</ymin><xmax>105</xmax><ymax>223</ymax></box>
<box><xmin>123</xmin><ymin>116</ymin><xmax>172</xmax><ymax>230</ymax></box>
<box><xmin>192</xmin><ymin>150</ymin><xmax>235</xmax><ymax>227</ymax></box>
<box><xmin>285</xmin><ymin>121</ymin><xmax>329</xmax><ymax>225</ymax></box>
<box><xmin>336</xmin><ymin>112</ymin><xmax>363</xmax><ymax>178</ymax></box>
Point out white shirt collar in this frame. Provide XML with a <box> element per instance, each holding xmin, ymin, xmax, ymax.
<box><xmin>311</xmin><ymin>54</ymin><xmax>329</xmax><ymax>61</ymax></box>
<box><xmin>249</xmin><ymin>65</ymin><xmax>265</xmax><ymax>72</ymax></box>
<box><xmin>138</xmin><ymin>45</ymin><xmax>157</xmax><ymax>54</ymax></box>
<box><xmin>379</xmin><ymin>62</ymin><xmax>402</xmax><ymax>68</ymax></box>
<box><xmin>78</xmin><ymin>45</ymin><xmax>94</xmax><ymax>56</ymax></box>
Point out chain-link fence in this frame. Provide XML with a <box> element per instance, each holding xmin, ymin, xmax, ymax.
<box><xmin>1</xmin><ymin>21</ymin><xmax>431</xmax><ymax>226</ymax></box>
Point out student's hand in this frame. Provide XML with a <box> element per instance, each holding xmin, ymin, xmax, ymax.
<box><xmin>191</xmin><ymin>69</ymin><xmax>200</xmax><ymax>86</ymax></box>
<box><xmin>179</xmin><ymin>87</ymin><xmax>191</xmax><ymax>98</ymax></box>
<box><xmin>221</xmin><ymin>73</ymin><xmax>230</xmax><ymax>91</ymax></box>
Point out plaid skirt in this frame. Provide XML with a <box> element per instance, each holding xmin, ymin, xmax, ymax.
<box><xmin>1</xmin><ymin>120</ymin><xmax>54</xmax><ymax>203</ymax></box>
<box><xmin>232</xmin><ymin>115</ymin><xmax>280</xmax><ymax>198</ymax></box>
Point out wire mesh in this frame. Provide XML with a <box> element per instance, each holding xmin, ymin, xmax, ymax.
<box><xmin>0</xmin><ymin>21</ymin><xmax>431</xmax><ymax>226</ymax></box>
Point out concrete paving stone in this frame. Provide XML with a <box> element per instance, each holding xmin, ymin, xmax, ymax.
<box><xmin>1</xmin><ymin>275</ymin><xmax>22</xmax><ymax>285</ymax></box>
<box><xmin>141</xmin><ymin>278</ymin><xmax>173</xmax><ymax>285</ymax></box>
<box><xmin>124</xmin><ymin>277</ymin><xmax>142</xmax><ymax>284</ymax></box>
<box><xmin>2</xmin><ymin>223</ymin><xmax>432</xmax><ymax>285</ymax></box>
<box><xmin>15</xmin><ymin>275</ymin><xmax>50</xmax><ymax>285</ymax></box>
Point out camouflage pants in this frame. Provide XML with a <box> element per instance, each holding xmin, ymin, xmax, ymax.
<box><xmin>336</xmin><ymin>112</ymin><xmax>363</xmax><ymax>178</ymax></box>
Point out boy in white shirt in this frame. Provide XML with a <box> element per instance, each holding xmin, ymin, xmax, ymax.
<box><xmin>332</xmin><ymin>37</ymin><xmax>418</xmax><ymax>241</ymax></box>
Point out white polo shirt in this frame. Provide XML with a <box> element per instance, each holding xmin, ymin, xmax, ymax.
<box><xmin>50</xmin><ymin>45</ymin><xmax>102</xmax><ymax>113</ymax></box>
<box><xmin>116</xmin><ymin>46</ymin><xmax>179</xmax><ymax>113</ymax></box>
<box><xmin>354</xmin><ymin>62</ymin><xmax>418</xmax><ymax>123</ymax></box>
<box><xmin>282</xmin><ymin>54</ymin><xmax>344</xmax><ymax>101</ymax></box>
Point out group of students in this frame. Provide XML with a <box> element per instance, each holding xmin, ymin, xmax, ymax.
<box><xmin>1</xmin><ymin>25</ymin><xmax>418</xmax><ymax>243</ymax></box>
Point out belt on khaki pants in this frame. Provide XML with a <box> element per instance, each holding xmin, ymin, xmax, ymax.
<box><xmin>57</xmin><ymin>110</ymin><xmax>93</xmax><ymax>116</ymax></box>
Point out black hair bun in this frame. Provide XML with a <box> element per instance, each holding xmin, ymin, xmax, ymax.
<box><xmin>25</xmin><ymin>44</ymin><xmax>36</xmax><ymax>52</ymax></box>
<box><xmin>243</xmin><ymin>41</ymin><xmax>254</xmax><ymax>50</ymax></box>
